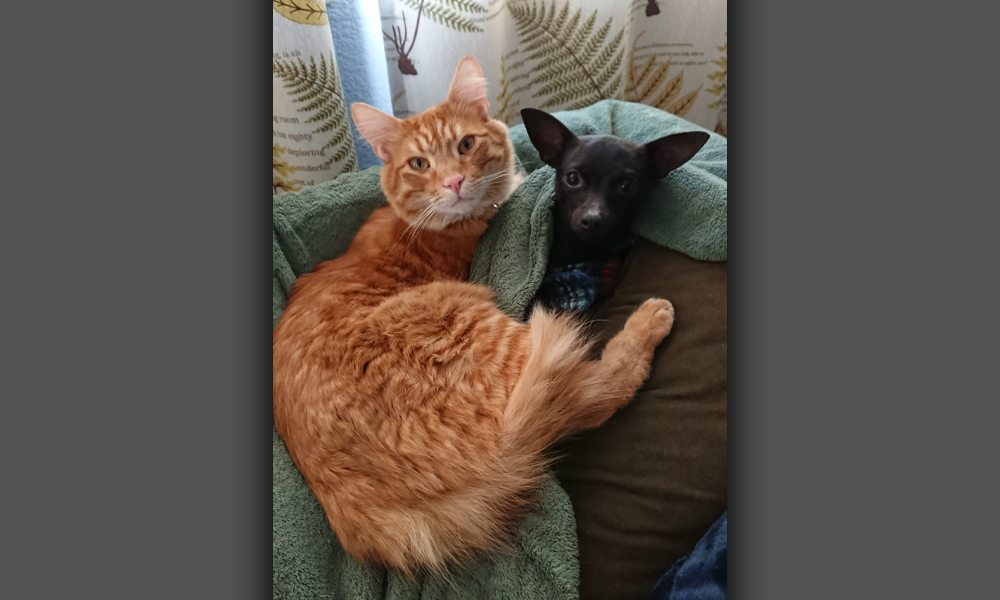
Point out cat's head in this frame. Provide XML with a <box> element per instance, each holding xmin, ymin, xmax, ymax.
<box><xmin>351</xmin><ymin>56</ymin><xmax>516</xmax><ymax>231</ymax></box>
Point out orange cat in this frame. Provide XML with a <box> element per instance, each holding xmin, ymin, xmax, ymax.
<box><xmin>272</xmin><ymin>56</ymin><xmax>676</xmax><ymax>574</ymax></box>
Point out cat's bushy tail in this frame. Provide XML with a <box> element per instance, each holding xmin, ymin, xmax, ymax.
<box><xmin>349</xmin><ymin>301</ymin><xmax>670</xmax><ymax>575</ymax></box>
<box><xmin>502</xmin><ymin>308</ymin><xmax>599</xmax><ymax>458</ymax></box>
<box><xmin>352</xmin><ymin>309</ymin><xmax>598</xmax><ymax>575</ymax></box>
<box><xmin>498</xmin><ymin>300</ymin><xmax>671</xmax><ymax>493</ymax></box>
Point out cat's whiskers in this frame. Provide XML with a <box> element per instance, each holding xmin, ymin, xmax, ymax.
<box><xmin>478</xmin><ymin>167</ymin><xmax>516</xmax><ymax>179</ymax></box>
<box><xmin>475</xmin><ymin>166</ymin><xmax>519</xmax><ymax>184</ymax></box>
<box><xmin>463</xmin><ymin>168</ymin><xmax>517</xmax><ymax>198</ymax></box>
<box><xmin>510</xmin><ymin>151</ymin><xmax>529</xmax><ymax>177</ymax></box>
<box><xmin>403</xmin><ymin>203</ymin><xmax>436</xmax><ymax>236</ymax></box>
<box><xmin>386</xmin><ymin>202</ymin><xmax>436</xmax><ymax>257</ymax></box>
<box><xmin>406</xmin><ymin>204</ymin><xmax>437</xmax><ymax>237</ymax></box>
<box><xmin>401</xmin><ymin>199</ymin><xmax>443</xmax><ymax>254</ymax></box>
<box><xmin>411</xmin><ymin>200</ymin><xmax>439</xmax><ymax>229</ymax></box>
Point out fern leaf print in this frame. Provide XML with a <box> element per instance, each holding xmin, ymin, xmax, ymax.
<box><xmin>492</xmin><ymin>56</ymin><xmax>519</xmax><ymax>125</ymax></box>
<box><xmin>272</xmin><ymin>0</ymin><xmax>328</xmax><ymax>26</ymax></box>
<box><xmin>273</xmin><ymin>145</ymin><xmax>297</xmax><ymax>178</ymax></box>
<box><xmin>273</xmin><ymin>145</ymin><xmax>300</xmax><ymax>194</ymax></box>
<box><xmin>272</xmin><ymin>54</ymin><xmax>357</xmax><ymax>174</ymax></box>
<box><xmin>706</xmin><ymin>32</ymin><xmax>727</xmax><ymax>110</ymax></box>
<box><xmin>400</xmin><ymin>0</ymin><xmax>485</xmax><ymax>34</ymax></box>
<box><xmin>508</xmin><ymin>1</ymin><xmax>625</xmax><ymax>110</ymax></box>
<box><xmin>706</xmin><ymin>32</ymin><xmax>727</xmax><ymax>136</ymax></box>
<box><xmin>666</xmin><ymin>86</ymin><xmax>700</xmax><ymax>117</ymax></box>
<box><xmin>624</xmin><ymin>33</ymin><xmax>700</xmax><ymax>115</ymax></box>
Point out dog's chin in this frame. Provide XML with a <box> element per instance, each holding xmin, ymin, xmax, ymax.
<box><xmin>571</xmin><ymin>226</ymin><xmax>611</xmax><ymax>246</ymax></box>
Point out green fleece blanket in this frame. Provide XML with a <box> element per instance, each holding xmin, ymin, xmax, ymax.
<box><xmin>272</xmin><ymin>100</ymin><xmax>727</xmax><ymax>599</ymax></box>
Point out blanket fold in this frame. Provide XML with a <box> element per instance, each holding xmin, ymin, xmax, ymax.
<box><xmin>272</xmin><ymin>100</ymin><xmax>727</xmax><ymax>599</ymax></box>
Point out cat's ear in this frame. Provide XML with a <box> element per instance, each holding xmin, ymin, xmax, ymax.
<box><xmin>643</xmin><ymin>131</ymin><xmax>710</xmax><ymax>179</ymax></box>
<box><xmin>351</xmin><ymin>102</ymin><xmax>402</xmax><ymax>162</ymax></box>
<box><xmin>520</xmin><ymin>108</ymin><xmax>579</xmax><ymax>167</ymax></box>
<box><xmin>445</xmin><ymin>55</ymin><xmax>489</xmax><ymax>119</ymax></box>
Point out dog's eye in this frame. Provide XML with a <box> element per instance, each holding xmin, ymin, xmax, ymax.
<box><xmin>619</xmin><ymin>179</ymin><xmax>637</xmax><ymax>194</ymax></box>
<box><xmin>565</xmin><ymin>170</ymin><xmax>582</xmax><ymax>187</ymax></box>
<box><xmin>408</xmin><ymin>157</ymin><xmax>429</xmax><ymax>170</ymax></box>
<box><xmin>458</xmin><ymin>136</ymin><xmax>476</xmax><ymax>155</ymax></box>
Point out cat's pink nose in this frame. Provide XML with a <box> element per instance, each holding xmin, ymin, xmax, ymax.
<box><xmin>443</xmin><ymin>175</ymin><xmax>464</xmax><ymax>195</ymax></box>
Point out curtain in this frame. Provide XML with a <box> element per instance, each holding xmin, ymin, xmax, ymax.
<box><xmin>273</xmin><ymin>0</ymin><xmax>726</xmax><ymax>194</ymax></box>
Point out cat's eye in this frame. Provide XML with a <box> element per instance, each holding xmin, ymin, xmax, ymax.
<box><xmin>564</xmin><ymin>170</ymin><xmax>582</xmax><ymax>187</ymax></box>
<box><xmin>408</xmin><ymin>157</ymin><xmax>429</xmax><ymax>170</ymax></box>
<box><xmin>458</xmin><ymin>136</ymin><xmax>476</xmax><ymax>155</ymax></box>
<box><xmin>619</xmin><ymin>179</ymin><xmax>637</xmax><ymax>194</ymax></box>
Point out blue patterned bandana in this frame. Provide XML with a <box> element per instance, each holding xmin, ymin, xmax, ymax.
<box><xmin>535</xmin><ymin>238</ymin><xmax>636</xmax><ymax>313</ymax></box>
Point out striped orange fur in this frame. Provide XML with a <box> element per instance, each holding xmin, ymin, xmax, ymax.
<box><xmin>272</xmin><ymin>57</ymin><xmax>676</xmax><ymax>574</ymax></box>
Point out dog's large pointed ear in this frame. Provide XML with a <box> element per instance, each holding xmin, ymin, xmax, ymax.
<box><xmin>351</xmin><ymin>102</ymin><xmax>402</xmax><ymax>162</ymax></box>
<box><xmin>446</xmin><ymin>55</ymin><xmax>489</xmax><ymax>119</ymax></box>
<box><xmin>520</xmin><ymin>108</ymin><xmax>579</xmax><ymax>167</ymax></box>
<box><xmin>644</xmin><ymin>131</ymin><xmax>711</xmax><ymax>179</ymax></box>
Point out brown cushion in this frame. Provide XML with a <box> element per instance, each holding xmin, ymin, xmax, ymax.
<box><xmin>552</xmin><ymin>239</ymin><xmax>728</xmax><ymax>600</ymax></box>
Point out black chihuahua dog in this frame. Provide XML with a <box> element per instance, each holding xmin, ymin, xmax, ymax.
<box><xmin>520</xmin><ymin>107</ymin><xmax>709</xmax><ymax>312</ymax></box>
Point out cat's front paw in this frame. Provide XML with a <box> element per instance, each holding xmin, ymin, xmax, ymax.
<box><xmin>626</xmin><ymin>297</ymin><xmax>675</xmax><ymax>349</ymax></box>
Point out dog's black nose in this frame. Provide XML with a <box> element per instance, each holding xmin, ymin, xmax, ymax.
<box><xmin>580</xmin><ymin>215</ymin><xmax>603</xmax><ymax>230</ymax></box>
<box><xmin>580</xmin><ymin>205</ymin><xmax>605</xmax><ymax>229</ymax></box>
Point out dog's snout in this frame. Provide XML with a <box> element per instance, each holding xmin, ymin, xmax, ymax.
<box><xmin>579</xmin><ymin>206</ymin><xmax>605</xmax><ymax>230</ymax></box>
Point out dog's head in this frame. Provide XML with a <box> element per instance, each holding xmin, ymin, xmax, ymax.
<box><xmin>521</xmin><ymin>108</ymin><xmax>709</xmax><ymax>251</ymax></box>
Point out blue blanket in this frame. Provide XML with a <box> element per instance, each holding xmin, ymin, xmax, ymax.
<box><xmin>650</xmin><ymin>511</ymin><xmax>728</xmax><ymax>600</ymax></box>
